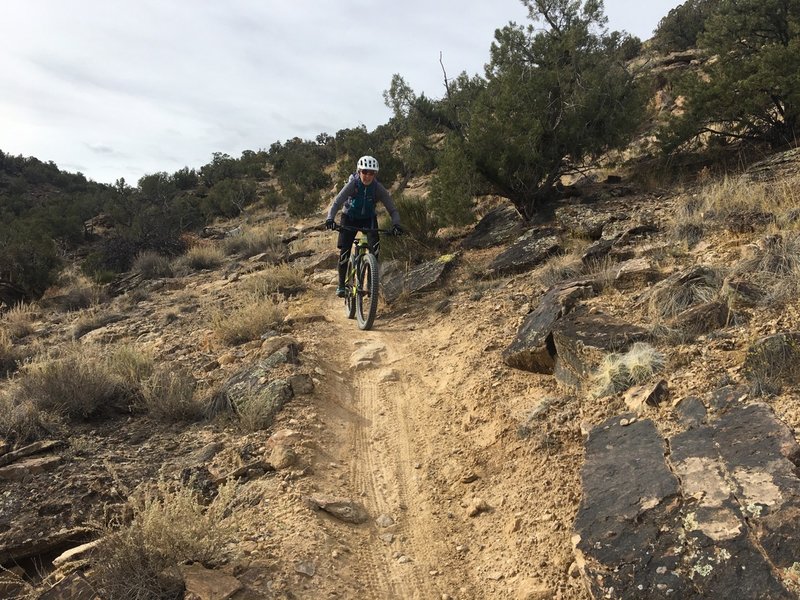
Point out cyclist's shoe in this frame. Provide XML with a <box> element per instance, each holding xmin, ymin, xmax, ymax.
<box><xmin>336</xmin><ymin>286</ymin><xmax>346</xmax><ymax>298</ymax></box>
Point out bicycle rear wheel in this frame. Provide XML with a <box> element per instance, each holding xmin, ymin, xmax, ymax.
<box><xmin>356</xmin><ymin>253</ymin><xmax>379</xmax><ymax>330</ymax></box>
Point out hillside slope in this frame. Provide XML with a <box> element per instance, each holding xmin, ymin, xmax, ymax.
<box><xmin>4</xmin><ymin>150</ymin><xmax>800</xmax><ymax>599</ymax></box>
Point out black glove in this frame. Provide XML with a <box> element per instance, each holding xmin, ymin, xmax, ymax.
<box><xmin>325</xmin><ymin>219</ymin><xmax>336</xmax><ymax>231</ymax></box>
<box><xmin>391</xmin><ymin>224</ymin><xmax>404</xmax><ymax>236</ymax></box>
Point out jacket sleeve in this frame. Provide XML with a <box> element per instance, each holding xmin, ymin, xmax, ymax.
<box><xmin>376</xmin><ymin>183</ymin><xmax>401</xmax><ymax>226</ymax></box>
<box><xmin>327</xmin><ymin>177</ymin><xmax>356</xmax><ymax>220</ymax></box>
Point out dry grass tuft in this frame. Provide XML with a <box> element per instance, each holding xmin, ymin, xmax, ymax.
<box><xmin>139</xmin><ymin>368</ymin><xmax>204</xmax><ymax>422</ymax></box>
<box><xmin>734</xmin><ymin>233</ymin><xmax>800</xmax><ymax>305</ymax></box>
<box><xmin>3</xmin><ymin>303</ymin><xmax>37</xmax><ymax>339</ymax></box>
<box><xmin>133</xmin><ymin>251</ymin><xmax>174</xmax><ymax>279</ymax></box>
<box><xmin>174</xmin><ymin>245</ymin><xmax>225</xmax><ymax>273</ymax></box>
<box><xmin>97</xmin><ymin>479</ymin><xmax>237</xmax><ymax>600</ymax></box>
<box><xmin>70</xmin><ymin>308</ymin><xmax>124</xmax><ymax>340</ymax></box>
<box><xmin>211</xmin><ymin>295</ymin><xmax>285</xmax><ymax>345</ymax></box>
<box><xmin>0</xmin><ymin>391</ymin><xmax>53</xmax><ymax>445</ymax></box>
<box><xmin>222</xmin><ymin>225</ymin><xmax>283</xmax><ymax>258</ymax></box>
<box><xmin>591</xmin><ymin>342</ymin><xmax>665</xmax><ymax>398</ymax></box>
<box><xmin>537</xmin><ymin>251</ymin><xmax>585</xmax><ymax>288</ymax></box>
<box><xmin>14</xmin><ymin>345</ymin><xmax>120</xmax><ymax>419</ymax></box>
<box><xmin>645</xmin><ymin>265</ymin><xmax>724</xmax><ymax>320</ymax></box>
<box><xmin>0</xmin><ymin>329</ymin><xmax>21</xmax><ymax>377</ymax></box>
<box><xmin>245</xmin><ymin>263</ymin><xmax>307</xmax><ymax>297</ymax></box>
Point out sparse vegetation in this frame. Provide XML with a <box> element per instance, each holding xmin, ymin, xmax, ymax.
<box><xmin>133</xmin><ymin>250</ymin><xmax>174</xmax><ymax>279</ymax></box>
<box><xmin>380</xmin><ymin>194</ymin><xmax>444</xmax><ymax>262</ymax></box>
<box><xmin>645</xmin><ymin>265</ymin><xmax>724</xmax><ymax>320</ymax></box>
<box><xmin>70</xmin><ymin>308</ymin><xmax>123</xmax><ymax>340</ymax></box>
<box><xmin>97</xmin><ymin>479</ymin><xmax>237</xmax><ymax>600</ymax></box>
<box><xmin>174</xmin><ymin>244</ymin><xmax>225</xmax><ymax>272</ymax></box>
<box><xmin>211</xmin><ymin>295</ymin><xmax>284</xmax><ymax>345</ymax></box>
<box><xmin>734</xmin><ymin>232</ymin><xmax>800</xmax><ymax>305</ymax></box>
<box><xmin>222</xmin><ymin>224</ymin><xmax>283</xmax><ymax>258</ymax></box>
<box><xmin>13</xmin><ymin>345</ymin><xmax>120</xmax><ymax>419</ymax></box>
<box><xmin>0</xmin><ymin>391</ymin><xmax>51</xmax><ymax>446</ymax></box>
<box><xmin>537</xmin><ymin>251</ymin><xmax>585</xmax><ymax>288</ymax></box>
<box><xmin>245</xmin><ymin>263</ymin><xmax>306</xmax><ymax>298</ymax></box>
<box><xmin>138</xmin><ymin>368</ymin><xmax>203</xmax><ymax>422</ymax></box>
<box><xmin>3</xmin><ymin>302</ymin><xmax>37</xmax><ymax>339</ymax></box>
<box><xmin>591</xmin><ymin>342</ymin><xmax>666</xmax><ymax>398</ymax></box>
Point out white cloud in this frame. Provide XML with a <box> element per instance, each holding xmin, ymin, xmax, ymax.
<box><xmin>0</xmin><ymin>0</ymin><xmax>680</xmax><ymax>185</ymax></box>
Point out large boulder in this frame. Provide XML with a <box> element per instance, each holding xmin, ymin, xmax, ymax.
<box><xmin>486</xmin><ymin>227</ymin><xmax>561</xmax><ymax>277</ymax></box>
<box><xmin>554</xmin><ymin>205</ymin><xmax>616</xmax><ymax>240</ymax></box>
<box><xmin>381</xmin><ymin>254</ymin><xmax>457</xmax><ymax>303</ymax></box>
<box><xmin>503</xmin><ymin>280</ymin><xmax>596</xmax><ymax>373</ymax></box>
<box><xmin>551</xmin><ymin>311</ymin><xmax>650</xmax><ymax>390</ymax></box>
<box><xmin>461</xmin><ymin>206</ymin><xmax>524</xmax><ymax>249</ymax></box>
<box><xmin>209</xmin><ymin>354</ymin><xmax>296</xmax><ymax>429</ymax></box>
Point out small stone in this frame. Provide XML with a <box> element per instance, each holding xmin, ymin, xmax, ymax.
<box><xmin>568</xmin><ymin>561</ymin><xmax>580</xmax><ymax>578</ymax></box>
<box><xmin>295</xmin><ymin>561</ymin><xmax>316</xmax><ymax>577</ymax></box>
<box><xmin>375</xmin><ymin>514</ymin><xmax>395</xmax><ymax>528</ymax></box>
<box><xmin>487</xmin><ymin>571</ymin><xmax>504</xmax><ymax>581</ymax></box>
<box><xmin>380</xmin><ymin>533</ymin><xmax>395</xmax><ymax>544</ymax></box>
<box><xmin>467</xmin><ymin>498</ymin><xmax>490</xmax><ymax>517</ymax></box>
<box><xmin>398</xmin><ymin>555</ymin><xmax>412</xmax><ymax>564</ymax></box>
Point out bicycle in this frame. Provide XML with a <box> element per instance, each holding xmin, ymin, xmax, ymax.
<box><xmin>333</xmin><ymin>224</ymin><xmax>398</xmax><ymax>330</ymax></box>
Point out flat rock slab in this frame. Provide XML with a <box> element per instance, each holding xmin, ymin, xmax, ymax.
<box><xmin>503</xmin><ymin>280</ymin><xmax>596</xmax><ymax>373</ymax></box>
<box><xmin>461</xmin><ymin>205</ymin><xmax>524</xmax><ymax>249</ymax></box>
<box><xmin>305</xmin><ymin>496</ymin><xmax>369</xmax><ymax>524</ymax></box>
<box><xmin>180</xmin><ymin>563</ymin><xmax>242</xmax><ymax>600</ymax></box>
<box><xmin>38</xmin><ymin>571</ymin><xmax>99</xmax><ymax>600</ymax></box>
<box><xmin>0</xmin><ymin>455</ymin><xmax>62</xmax><ymax>481</ymax></box>
<box><xmin>382</xmin><ymin>254</ymin><xmax>457</xmax><ymax>303</ymax></box>
<box><xmin>552</xmin><ymin>311</ymin><xmax>650</xmax><ymax>389</ymax></box>
<box><xmin>554</xmin><ymin>205</ymin><xmax>616</xmax><ymax>240</ymax></box>
<box><xmin>574</xmin><ymin>403</ymin><xmax>800</xmax><ymax>598</ymax></box>
<box><xmin>486</xmin><ymin>227</ymin><xmax>561</xmax><ymax>277</ymax></box>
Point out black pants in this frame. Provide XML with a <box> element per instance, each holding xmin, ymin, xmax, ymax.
<box><xmin>337</xmin><ymin>215</ymin><xmax>379</xmax><ymax>287</ymax></box>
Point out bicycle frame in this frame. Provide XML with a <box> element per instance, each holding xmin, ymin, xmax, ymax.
<box><xmin>334</xmin><ymin>224</ymin><xmax>391</xmax><ymax>330</ymax></box>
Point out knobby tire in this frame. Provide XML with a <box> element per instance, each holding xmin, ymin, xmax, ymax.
<box><xmin>344</xmin><ymin>258</ymin><xmax>357</xmax><ymax>319</ymax></box>
<box><xmin>356</xmin><ymin>253</ymin><xmax>379</xmax><ymax>330</ymax></box>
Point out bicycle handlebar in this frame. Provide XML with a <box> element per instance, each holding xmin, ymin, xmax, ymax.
<box><xmin>332</xmin><ymin>223</ymin><xmax>402</xmax><ymax>236</ymax></box>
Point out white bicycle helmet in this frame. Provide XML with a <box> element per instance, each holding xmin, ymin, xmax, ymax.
<box><xmin>356</xmin><ymin>155</ymin><xmax>379</xmax><ymax>172</ymax></box>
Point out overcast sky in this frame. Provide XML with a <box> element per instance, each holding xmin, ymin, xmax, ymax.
<box><xmin>1</xmin><ymin>0</ymin><xmax>681</xmax><ymax>185</ymax></box>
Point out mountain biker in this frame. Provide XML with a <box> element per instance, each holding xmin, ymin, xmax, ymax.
<box><xmin>325</xmin><ymin>155</ymin><xmax>403</xmax><ymax>297</ymax></box>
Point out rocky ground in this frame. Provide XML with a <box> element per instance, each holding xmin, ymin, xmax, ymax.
<box><xmin>4</xmin><ymin>151</ymin><xmax>800</xmax><ymax>599</ymax></box>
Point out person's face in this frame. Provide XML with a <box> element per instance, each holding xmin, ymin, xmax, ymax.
<box><xmin>359</xmin><ymin>169</ymin><xmax>376</xmax><ymax>184</ymax></box>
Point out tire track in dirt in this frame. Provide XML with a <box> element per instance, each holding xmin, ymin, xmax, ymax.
<box><xmin>323</xmin><ymin>298</ymin><xmax>473</xmax><ymax>599</ymax></box>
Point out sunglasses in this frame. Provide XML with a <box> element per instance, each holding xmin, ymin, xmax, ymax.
<box><xmin>360</xmin><ymin>170</ymin><xmax>376</xmax><ymax>176</ymax></box>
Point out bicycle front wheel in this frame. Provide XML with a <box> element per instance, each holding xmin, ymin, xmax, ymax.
<box><xmin>344</xmin><ymin>261</ymin><xmax>357</xmax><ymax>319</ymax></box>
<box><xmin>356</xmin><ymin>253</ymin><xmax>379</xmax><ymax>330</ymax></box>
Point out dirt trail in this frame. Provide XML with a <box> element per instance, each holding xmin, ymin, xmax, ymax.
<box><xmin>313</xmin><ymin>293</ymin><xmax>483</xmax><ymax>599</ymax></box>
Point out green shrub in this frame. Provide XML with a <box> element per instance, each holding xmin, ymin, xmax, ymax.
<box><xmin>379</xmin><ymin>194</ymin><xmax>442</xmax><ymax>263</ymax></box>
